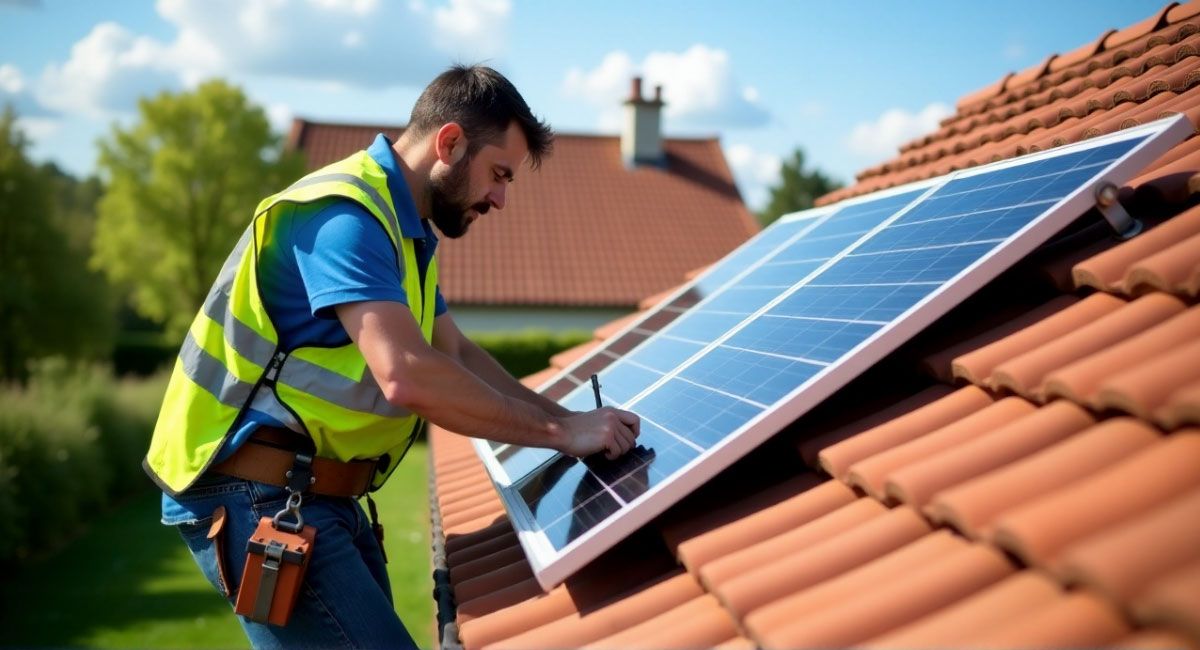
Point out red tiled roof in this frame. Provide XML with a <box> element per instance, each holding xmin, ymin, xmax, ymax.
<box><xmin>287</xmin><ymin>120</ymin><xmax>758</xmax><ymax>307</ymax></box>
<box><xmin>426</xmin><ymin>4</ymin><xmax>1200</xmax><ymax>649</ymax></box>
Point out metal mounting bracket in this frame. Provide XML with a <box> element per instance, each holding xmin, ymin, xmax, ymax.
<box><xmin>1094</xmin><ymin>182</ymin><xmax>1142</xmax><ymax>239</ymax></box>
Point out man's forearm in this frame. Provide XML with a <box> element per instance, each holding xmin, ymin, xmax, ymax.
<box><xmin>460</xmin><ymin>339</ymin><xmax>575</xmax><ymax>417</ymax></box>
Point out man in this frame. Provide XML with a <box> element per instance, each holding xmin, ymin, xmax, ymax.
<box><xmin>146</xmin><ymin>65</ymin><xmax>640</xmax><ymax>648</ymax></box>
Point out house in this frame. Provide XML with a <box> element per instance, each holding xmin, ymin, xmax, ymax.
<box><xmin>427</xmin><ymin>3</ymin><xmax>1200</xmax><ymax>648</ymax></box>
<box><xmin>285</xmin><ymin>78</ymin><xmax>759</xmax><ymax>334</ymax></box>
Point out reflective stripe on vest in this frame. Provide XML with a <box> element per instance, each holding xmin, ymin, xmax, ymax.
<box><xmin>145</xmin><ymin>150</ymin><xmax>437</xmax><ymax>496</ymax></box>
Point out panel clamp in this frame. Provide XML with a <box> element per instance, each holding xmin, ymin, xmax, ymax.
<box><xmin>1094</xmin><ymin>182</ymin><xmax>1142</xmax><ymax>240</ymax></box>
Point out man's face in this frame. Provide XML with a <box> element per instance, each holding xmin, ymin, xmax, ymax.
<box><xmin>428</xmin><ymin>121</ymin><xmax>529</xmax><ymax>239</ymax></box>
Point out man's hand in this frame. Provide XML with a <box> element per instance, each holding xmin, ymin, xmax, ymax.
<box><xmin>558</xmin><ymin>407</ymin><xmax>641</xmax><ymax>460</ymax></box>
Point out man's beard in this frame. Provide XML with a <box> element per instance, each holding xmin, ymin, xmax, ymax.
<box><xmin>428</xmin><ymin>158</ymin><xmax>489</xmax><ymax>239</ymax></box>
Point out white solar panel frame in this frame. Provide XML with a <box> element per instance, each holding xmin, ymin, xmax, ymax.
<box><xmin>486</xmin><ymin>115</ymin><xmax>1190</xmax><ymax>589</ymax></box>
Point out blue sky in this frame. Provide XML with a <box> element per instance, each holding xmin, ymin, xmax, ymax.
<box><xmin>0</xmin><ymin>0</ymin><xmax>1162</xmax><ymax>210</ymax></box>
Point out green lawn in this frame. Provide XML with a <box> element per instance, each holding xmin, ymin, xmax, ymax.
<box><xmin>1</xmin><ymin>443</ymin><xmax>434</xmax><ymax>649</ymax></box>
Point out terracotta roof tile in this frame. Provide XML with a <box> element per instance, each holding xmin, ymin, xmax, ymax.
<box><xmin>1133</xmin><ymin>559</ymin><xmax>1200</xmax><ymax>640</ymax></box>
<box><xmin>884</xmin><ymin>400</ymin><xmax>1095</xmax><ymax>509</ymax></box>
<box><xmin>990</xmin><ymin>431</ymin><xmax>1200</xmax><ymax>570</ymax></box>
<box><xmin>1092</xmin><ymin>338</ymin><xmax>1200</xmax><ymax>418</ymax></box>
<box><xmin>846</xmin><ymin>397</ymin><xmax>1039</xmax><ymax>501</ymax></box>
<box><xmin>1059</xmin><ymin>486</ymin><xmax>1200</xmax><ymax>605</ymax></box>
<box><xmin>863</xmin><ymin>571</ymin><xmax>1064</xmax><ymax>648</ymax></box>
<box><xmin>425</xmin><ymin>6</ymin><xmax>1200</xmax><ymax>646</ymax></box>
<box><xmin>966</xmin><ymin>590</ymin><xmax>1132</xmax><ymax>647</ymax></box>
<box><xmin>290</xmin><ymin>123</ymin><xmax>758</xmax><ymax>308</ymax></box>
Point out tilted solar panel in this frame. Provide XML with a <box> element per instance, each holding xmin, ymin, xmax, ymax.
<box><xmin>479</xmin><ymin>115</ymin><xmax>1190</xmax><ymax>589</ymax></box>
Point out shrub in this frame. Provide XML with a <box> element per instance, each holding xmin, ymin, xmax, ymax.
<box><xmin>468</xmin><ymin>329</ymin><xmax>592</xmax><ymax>379</ymax></box>
<box><xmin>0</xmin><ymin>359</ymin><xmax>165</xmax><ymax>567</ymax></box>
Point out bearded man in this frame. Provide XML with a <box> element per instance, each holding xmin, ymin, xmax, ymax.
<box><xmin>146</xmin><ymin>64</ymin><xmax>640</xmax><ymax>649</ymax></box>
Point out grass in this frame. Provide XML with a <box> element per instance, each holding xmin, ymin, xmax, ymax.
<box><xmin>0</xmin><ymin>442</ymin><xmax>434</xmax><ymax>649</ymax></box>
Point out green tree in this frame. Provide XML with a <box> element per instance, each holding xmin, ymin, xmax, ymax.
<box><xmin>758</xmin><ymin>148</ymin><xmax>842</xmax><ymax>226</ymax></box>
<box><xmin>93</xmin><ymin>80</ymin><xmax>305</xmax><ymax>338</ymax></box>
<box><xmin>0</xmin><ymin>107</ymin><xmax>115</xmax><ymax>380</ymax></box>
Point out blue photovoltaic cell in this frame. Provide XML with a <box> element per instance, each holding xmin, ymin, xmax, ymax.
<box><xmin>499</xmin><ymin>118</ymin><xmax>1175</xmax><ymax>586</ymax></box>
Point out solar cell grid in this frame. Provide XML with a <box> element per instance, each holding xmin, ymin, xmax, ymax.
<box><xmin>479</xmin><ymin>116</ymin><xmax>1189</xmax><ymax>589</ymax></box>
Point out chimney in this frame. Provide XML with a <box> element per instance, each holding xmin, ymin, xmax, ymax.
<box><xmin>621</xmin><ymin>77</ymin><xmax>665</xmax><ymax>168</ymax></box>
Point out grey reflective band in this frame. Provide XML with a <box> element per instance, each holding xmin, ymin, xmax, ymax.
<box><xmin>179</xmin><ymin>332</ymin><xmax>255</xmax><ymax>408</ymax></box>
<box><xmin>283</xmin><ymin>172</ymin><xmax>404</xmax><ymax>243</ymax></box>
<box><xmin>277</xmin><ymin>356</ymin><xmax>412</xmax><ymax>417</ymax></box>
<box><xmin>202</xmin><ymin>290</ymin><xmax>276</xmax><ymax>369</ymax></box>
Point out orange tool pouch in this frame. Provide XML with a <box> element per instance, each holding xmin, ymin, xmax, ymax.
<box><xmin>207</xmin><ymin>506</ymin><xmax>232</xmax><ymax>598</ymax></box>
<box><xmin>233</xmin><ymin>452</ymin><xmax>319</xmax><ymax>627</ymax></box>
<box><xmin>234</xmin><ymin>515</ymin><xmax>316</xmax><ymax>626</ymax></box>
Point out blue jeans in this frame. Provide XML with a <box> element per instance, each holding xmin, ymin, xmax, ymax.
<box><xmin>161</xmin><ymin>473</ymin><xmax>418</xmax><ymax>649</ymax></box>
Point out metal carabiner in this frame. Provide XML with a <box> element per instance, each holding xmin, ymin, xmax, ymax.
<box><xmin>272</xmin><ymin>491</ymin><xmax>305</xmax><ymax>533</ymax></box>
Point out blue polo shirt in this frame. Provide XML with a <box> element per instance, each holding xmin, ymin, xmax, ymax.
<box><xmin>164</xmin><ymin>134</ymin><xmax>444</xmax><ymax>511</ymax></box>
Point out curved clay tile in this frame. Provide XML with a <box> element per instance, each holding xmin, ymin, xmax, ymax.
<box><xmin>1074</xmin><ymin>202</ymin><xmax>1200</xmax><ymax>293</ymax></box>
<box><xmin>817</xmin><ymin>386</ymin><xmax>993</xmax><ymax>480</ymax></box>
<box><xmin>548</xmin><ymin>340</ymin><xmax>600</xmax><ymax>370</ymax></box>
<box><xmin>1058</xmin><ymin>487</ymin><xmax>1200</xmax><ymax>605</ymax></box>
<box><xmin>951</xmin><ymin>293</ymin><xmax>1125</xmax><ymax>387</ymax></box>
<box><xmin>1131</xmin><ymin>558</ymin><xmax>1200</xmax><ymax>641</ymax></box>
<box><xmin>885</xmin><ymin>400</ymin><xmax>1095</xmax><ymax>509</ymax></box>
<box><xmin>455</xmin><ymin>577</ymin><xmax>544</xmax><ymax>627</ymax></box>
<box><xmin>698</xmin><ymin>498</ymin><xmax>887</xmax><ymax>592</ymax></box>
<box><xmin>447</xmin><ymin>531</ymin><xmax>518</xmax><ymax>568</ymax></box>
<box><xmin>1114</xmin><ymin>628</ymin><xmax>1200</xmax><ymax>649</ymax></box>
<box><xmin>846</xmin><ymin>398</ymin><xmax>1038</xmax><ymax>501</ymax></box>
<box><xmin>798</xmin><ymin>385</ymin><xmax>954</xmax><ymax>465</ymax></box>
<box><xmin>1129</xmin><ymin>147</ymin><xmax>1200</xmax><ymax>207</ymax></box>
<box><xmin>1157</xmin><ymin>379</ymin><xmax>1200</xmax><ymax>428</ymax></box>
<box><xmin>1092</xmin><ymin>338</ymin><xmax>1200</xmax><ymax>419</ymax></box>
<box><xmin>862</xmin><ymin>571</ymin><xmax>1063</xmax><ymax>649</ymax></box>
<box><xmin>965</xmin><ymin>591</ymin><xmax>1132</xmax><ymax>648</ymax></box>
<box><xmin>453</xmin><ymin>557</ymin><xmax>534</xmax><ymax>606</ymax></box>
<box><xmin>675</xmin><ymin>480</ymin><xmax>855</xmax><ymax>574</ymax></box>
<box><xmin>449</xmin><ymin>544</ymin><xmax>527</xmax><ymax>587</ymax></box>
<box><xmin>927</xmin><ymin>418</ymin><xmax>1161</xmax><ymax>540</ymax></box>
<box><xmin>1126</xmin><ymin>230</ymin><xmax>1200</xmax><ymax>294</ymax></box>
<box><xmin>441</xmin><ymin>499</ymin><xmax>506</xmax><ymax>531</ymax></box>
<box><xmin>756</xmin><ymin>544</ymin><xmax>1013</xmax><ymax>649</ymax></box>
<box><xmin>1050</xmin><ymin>30</ymin><xmax>1116</xmax><ymax>74</ymax></box>
<box><xmin>1107</xmin><ymin>4</ymin><xmax>1177</xmax><ymax>51</ymax></box>
<box><xmin>743</xmin><ymin>531</ymin><xmax>966</xmax><ymax>644</ymax></box>
<box><xmin>581</xmin><ymin>594</ymin><xmax>739</xmax><ymax>650</ymax></box>
<box><xmin>659</xmin><ymin>474</ymin><xmax>823</xmax><ymax>551</ymax></box>
<box><xmin>1006</xmin><ymin>55</ymin><xmax>1059</xmax><ymax>99</ymax></box>
<box><xmin>922</xmin><ymin>296</ymin><xmax>1080</xmax><ymax>382</ymax></box>
<box><xmin>477</xmin><ymin>571</ymin><xmax>699</xmax><ymax>650</ymax></box>
<box><xmin>1168</xmin><ymin>0</ymin><xmax>1200</xmax><ymax>22</ymax></box>
<box><xmin>989</xmin><ymin>293</ymin><xmax>1185</xmax><ymax>400</ymax></box>
<box><xmin>714</xmin><ymin>506</ymin><xmax>931</xmax><ymax>619</ymax></box>
<box><xmin>990</xmin><ymin>432</ymin><xmax>1200</xmax><ymax>570</ymax></box>
<box><xmin>1043</xmin><ymin>306</ymin><xmax>1200</xmax><ymax>404</ymax></box>
<box><xmin>957</xmin><ymin>73</ymin><xmax>1015</xmax><ymax>114</ymax></box>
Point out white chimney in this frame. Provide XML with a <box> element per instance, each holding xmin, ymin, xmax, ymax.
<box><xmin>621</xmin><ymin>77</ymin><xmax>665</xmax><ymax>168</ymax></box>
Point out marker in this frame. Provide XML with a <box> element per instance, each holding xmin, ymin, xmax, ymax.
<box><xmin>590</xmin><ymin>374</ymin><xmax>603</xmax><ymax>409</ymax></box>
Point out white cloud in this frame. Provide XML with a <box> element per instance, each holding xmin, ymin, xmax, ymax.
<box><xmin>726</xmin><ymin>143</ymin><xmax>781</xmax><ymax>212</ymax></box>
<box><xmin>563</xmin><ymin>44</ymin><xmax>770</xmax><ymax>131</ymax></box>
<box><xmin>0</xmin><ymin>64</ymin><xmax>54</xmax><ymax>117</ymax></box>
<box><xmin>157</xmin><ymin>0</ymin><xmax>510</xmax><ymax>88</ymax></box>
<box><xmin>35</xmin><ymin>22</ymin><xmax>180</xmax><ymax>117</ymax></box>
<box><xmin>847</xmin><ymin>102</ymin><xmax>952</xmax><ymax>163</ymax></box>
<box><xmin>264</xmin><ymin>101</ymin><xmax>294</xmax><ymax>134</ymax></box>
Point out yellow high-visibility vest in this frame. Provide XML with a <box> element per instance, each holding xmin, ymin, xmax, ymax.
<box><xmin>144</xmin><ymin>149</ymin><xmax>438</xmax><ymax>496</ymax></box>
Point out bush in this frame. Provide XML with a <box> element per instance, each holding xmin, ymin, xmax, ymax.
<box><xmin>0</xmin><ymin>359</ymin><xmax>166</xmax><ymax>567</ymax></box>
<box><xmin>469</xmin><ymin>330</ymin><xmax>592</xmax><ymax>379</ymax></box>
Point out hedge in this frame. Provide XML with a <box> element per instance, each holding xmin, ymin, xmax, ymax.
<box><xmin>0</xmin><ymin>360</ymin><xmax>166</xmax><ymax>568</ymax></box>
<box><xmin>468</xmin><ymin>329</ymin><xmax>592</xmax><ymax>378</ymax></box>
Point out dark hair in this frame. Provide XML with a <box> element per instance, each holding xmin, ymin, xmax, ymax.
<box><xmin>408</xmin><ymin>64</ymin><xmax>554</xmax><ymax>169</ymax></box>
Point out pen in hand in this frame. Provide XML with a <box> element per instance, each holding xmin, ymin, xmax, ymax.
<box><xmin>590</xmin><ymin>374</ymin><xmax>602</xmax><ymax>409</ymax></box>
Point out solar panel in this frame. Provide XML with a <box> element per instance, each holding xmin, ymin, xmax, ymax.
<box><xmin>479</xmin><ymin>115</ymin><xmax>1190</xmax><ymax>589</ymax></box>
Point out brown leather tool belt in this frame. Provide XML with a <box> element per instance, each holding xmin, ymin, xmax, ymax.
<box><xmin>210</xmin><ymin>426</ymin><xmax>377</xmax><ymax>498</ymax></box>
